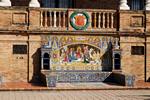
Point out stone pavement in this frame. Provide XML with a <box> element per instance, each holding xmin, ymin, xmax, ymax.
<box><xmin>0</xmin><ymin>81</ymin><xmax>150</xmax><ymax>90</ymax></box>
<box><xmin>0</xmin><ymin>90</ymin><xmax>150</xmax><ymax>100</ymax></box>
<box><xmin>0</xmin><ymin>82</ymin><xmax>124</xmax><ymax>90</ymax></box>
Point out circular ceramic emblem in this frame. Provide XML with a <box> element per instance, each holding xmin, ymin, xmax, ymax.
<box><xmin>70</xmin><ymin>11</ymin><xmax>89</xmax><ymax>30</ymax></box>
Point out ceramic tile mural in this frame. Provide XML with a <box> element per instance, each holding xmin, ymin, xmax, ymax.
<box><xmin>41</xmin><ymin>35</ymin><xmax>115</xmax><ymax>71</ymax></box>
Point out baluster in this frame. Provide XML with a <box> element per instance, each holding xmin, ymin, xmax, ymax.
<box><xmin>111</xmin><ymin>13</ymin><xmax>114</xmax><ymax>28</ymax></box>
<box><xmin>94</xmin><ymin>12</ymin><xmax>97</xmax><ymax>28</ymax></box>
<box><xmin>98</xmin><ymin>12</ymin><xmax>101</xmax><ymax>28</ymax></box>
<box><xmin>102</xmin><ymin>12</ymin><xmax>105</xmax><ymax>28</ymax></box>
<box><xmin>45</xmin><ymin>11</ymin><xmax>47</xmax><ymax>27</ymax></box>
<box><xmin>49</xmin><ymin>11</ymin><xmax>52</xmax><ymax>27</ymax></box>
<box><xmin>146</xmin><ymin>0</ymin><xmax>150</xmax><ymax>10</ymax></box>
<box><xmin>107</xmin><ymin>13</ymin><xmax>110</xmax><ymax>28</ymax></box>
<box><xmin>58</xmin><ymin>11</ymin><xmax>61</xmax><ymax>27</ymax></box>
<box><xmin>54</xmin><ymin>11</ymin><xmax>57</xmax><ymax>27</ymax></box>
<box><xmin>40</xmin><ymin>11</ymin><xmax>43</xmax><ymax>27</ymax></box>
<box><xmin>63</xmin><ymin>11</ymin><xmax>66</xmax><ymax>28</ymax></box>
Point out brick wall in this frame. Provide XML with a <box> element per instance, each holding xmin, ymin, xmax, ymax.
<box><xmin>28</xmin><ymin>35</ymin><xmax>41</xmax><ymax>82</ymax></box>
<box><xmin>120</xmin><ymin>36</ymin><xmax>145</xmax><ymax>81</ymax></box>
<box><xmin>147</xmin><ymin>37</ymin><xmax>150</xmax><ymax>81</ymax></box>
<box><xmin>0</xmin><ymin>34</ymin><xmax>42</xmax><ymax>82</ymax></box>
<box><xmin>119</xmin><ymin>11</ymin><xmax>144</xmax><ymax>33</ymax></box>
<box><xmin>0</xmin><ymin>34</ymin><xmax>28</xmax><ymax>82</ymax></box>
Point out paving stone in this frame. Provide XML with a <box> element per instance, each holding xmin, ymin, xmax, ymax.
<box><xmin>0</xmin><ymin>90</ymin><xmax>149</xmax><ymax>100</ymax></box>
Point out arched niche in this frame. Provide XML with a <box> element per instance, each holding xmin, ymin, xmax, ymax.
<box><xmin>43</xmin><ymin>53</ymin><xmax>50</xmax><ymax>70</ymax></box>
<box><xmin>114</xmin><ymin>53</ymin><xmax>121</xmax><ymax>70</ymax></box>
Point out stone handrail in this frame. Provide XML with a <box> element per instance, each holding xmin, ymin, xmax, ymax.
<box><xmin>0</xmin><ymin>7</ymin><xmax>117</xmax><ymax>32</ymax></box>
<box><xmin>0</xmin><ymin>7</ymin><xmax>146</xmax><ymax>33</ymax></box>
<box><xmin>37</xmin><ymin>8</ymin><xmax>117</xmax><ymax>32</ymax></box>
<box><xmin>40</xmin><ymin>8</ymin><xmax>68</xmax><ymax>30</ymax></box>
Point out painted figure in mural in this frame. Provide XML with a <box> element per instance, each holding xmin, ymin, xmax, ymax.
<box><xmin>76</xmin><ymin>46</ymin><xmax>83</xmax><ymax>61</ymax></box>
<box><xmin>91</xmin><ymin>50</ymin><xmax>96</xmax><ymax>61</ymax></box>
<box><xmin>83</xmin><ymin>45</ymin><xmax>90</xmax><ymax>63</ymax></box>
<box><xmin>60</xmin><ymin>48</ymin><xmax>68</xmax><ymax>63</ymax></box>
<box><xmin>89</xmin><ymin>48</ymin><xmax>94</xmax><ymax>59</ymax></box>
<box><xmin>68</xmin><ymin>48</ymin><xmax>77</xmax><ymax>62</ymax></box>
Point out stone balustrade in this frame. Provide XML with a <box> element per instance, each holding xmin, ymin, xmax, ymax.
<box><xmin>90</xmin><ymin>10</ymin><xmax>116</xmax><ymax>30</ymax></box>
<box><xmin>38</xmin><ymin>8</ymin><xmax>117</xmax><ymax>32</ymax></box>
<box><xmin>40</xmin><ymin>8</ymin><xmax>68</xmax><ymax>30</ymax></box>
<box><xmin>0</xmin><ymin>7</ymin><xmax>147</xmax><ymax>33</ymax></box>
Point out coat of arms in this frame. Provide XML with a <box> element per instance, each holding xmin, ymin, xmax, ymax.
<box><xmin>70</xmin><ymin>11</ymin><xmax>89</xmax><ymax>30</ymax></box>
<box><xmin>74</xmin><ymin>14</ymin><xmax>86</xmax><ymax>26</ymax></box>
